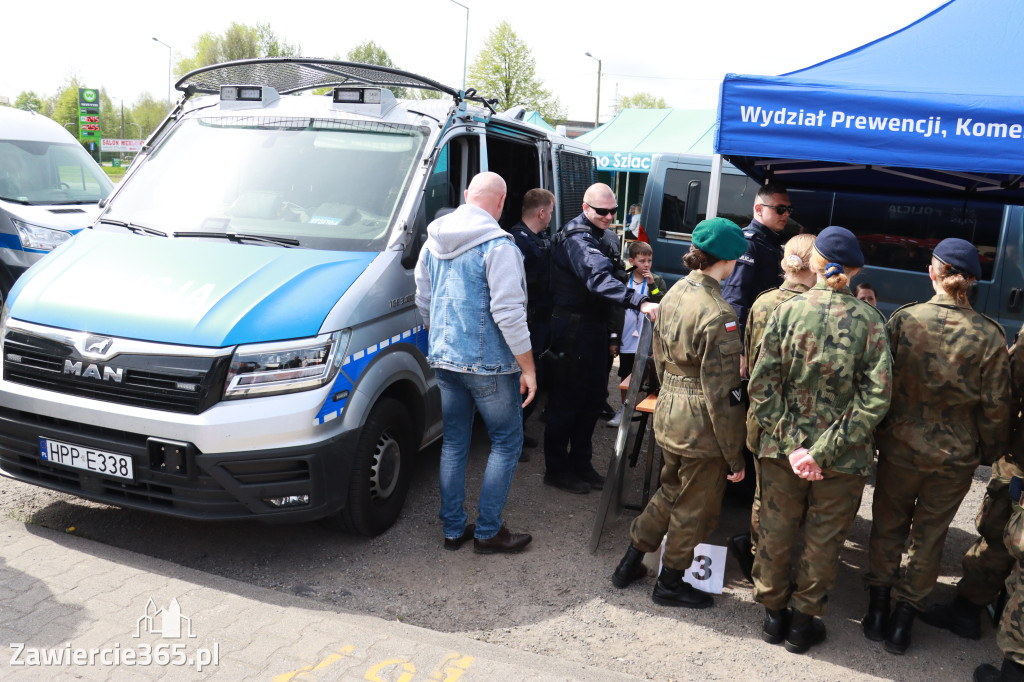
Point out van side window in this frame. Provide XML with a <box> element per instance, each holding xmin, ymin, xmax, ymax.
<box><xmin>659</xmin><ymin>168</ymin><xmax>755</xmax><ymax>238</ymax></box>
<box><xmin>833</xmin><ymin>194</ymin><xmax>1002</xmax><ymax>280</ymax></box>
<box><xmin>424</xmin><ymin>136</ymin><xmax>480</xmax><ymax>222</ymax></box>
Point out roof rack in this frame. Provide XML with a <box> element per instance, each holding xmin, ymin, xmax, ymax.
<box><xmin>175</xmin><ymin>58</ymin><xmax>460</xmax><ymax>99</ymax></box>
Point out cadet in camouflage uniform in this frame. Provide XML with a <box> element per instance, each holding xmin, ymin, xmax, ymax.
<box><xmin>729</xmin><ymin>234</ymin><xmax>817</xmax><ymax>583</ymax></box>
<box><xmin>863</xmin><ymin>238</ymin><xmax>1011</xmax><ymax>656</ymax></box>
<box><xmin>748</xmin><ymin>226</ymin><xmax>892</xmax><ymax>654</ymax></box>
<box><xmin>924</xmin><ymin>333</ymin><xmax>1024</xmax><ymax>640</ymax></box>
<box><xmin>974</xmin><ymin>493</ymin><xmax>1024</xmax><ymax>682</ymax></box>
<box><xmin>611</xmin><ymin>218</ymin><xmax>748</xmax><ymax>609</ymax></box>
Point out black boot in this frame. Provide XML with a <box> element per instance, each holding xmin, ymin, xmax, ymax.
<box><xmin>884</xmin><ymin>601</ymin><xmax>917</xmax><ymax>655</ymax></box>
<box><xmin>611</xmin><ymin>545</ymin><xmax>647</xmax><ymax>589</ymax></box>
<box><xmin>728</xmin><ymin>533</ymin><xmax>754</xmax><ymax>584</ymax></box>
<box><xmin>862</xmin><ymin>585</ymin><xmax>891</xmax><ymax>642</ymax></box>
<box><xmin>652</xmin><ymin>567</ymin><xmax>713</xmax><ymax>608</ymax></box>
<box><xmin>785</xmin><ymin>610</ymin><xmax>826</xmax><ymax>654</ymax></box>
<box><xmin>763</xmin><ymin>607</ymin><xmax>790</xmax><ymax>644</ymax></box>
<box><xmin>973</xmin><ymin>658</ymin><xmax>1024</xmax><ymax>682</ymax></box>
<box><xmin>920</xmin><ymin>594</ymin><xmax>983</xmax><ymax>640</ymax></box>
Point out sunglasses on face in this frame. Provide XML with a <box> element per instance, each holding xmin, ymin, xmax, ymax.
<box><xmin>587</xmin><ymin>204</ymin><xmax>618</xmax><ymax>217</ymax></box>
<box><xmin>759</xmin><ymin>203</ymin><xmax>794</xmax><ymax>216</ymax></box>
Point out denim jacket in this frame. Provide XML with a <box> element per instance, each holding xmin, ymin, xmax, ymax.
<box><xmin>415</xmin><ymin>204</ymin><xmax>530</xmax><ymax>374</ymax></box>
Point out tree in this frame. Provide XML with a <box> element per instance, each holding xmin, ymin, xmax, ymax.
<box><xmin>346</xmin><ymin>40</ymin><xmax>406</xmax><ymax>98</ymax></box>
<box><xmin>14</xmin><ymin>91</ymin><xmax>43</xmax><ymax>113</ymax></box>
<box><xmin>617</xmin><ymin>92</ymin><xmax>669</xmax><ymax>111</ymax></box>
<box><xmin>176</xmin><ymin>23</ymin><xmax>300</xmax><ymax>77</ymax></box>
<box><xmin>467</xmin><ymin>21</ymin><xmax>564</xmax><ymax>125</ymax></box>
<box><xmin>130</xmin><ymin>93</ymin><xmax>169</xmax><ymax>138</ymax></box>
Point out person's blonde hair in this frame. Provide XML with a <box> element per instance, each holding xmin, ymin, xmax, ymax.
<box><xmin>781</xmin><ymin>234</ymin><xmax>815</xmax><ymax>276</ymax></box>
<box><xmin>932</xmin><ymin>256</ymin><xmax>973</xmax><ymax>304</ymax></box>
<box><xmin>810</xmin><ymin>251</ymin><xmax>853</xmax><ymax>291</ymax></box>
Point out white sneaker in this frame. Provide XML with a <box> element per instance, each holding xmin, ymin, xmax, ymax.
<box><xmin>607</xmin><ymin>406</ymin><xmax>623</xmax><ymax>427</ymax></box>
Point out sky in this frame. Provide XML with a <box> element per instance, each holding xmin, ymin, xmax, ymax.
<box><xmin>3</xmin><ymin>0</ymin><xmax>948</xmax><ymax>122</ymax></box>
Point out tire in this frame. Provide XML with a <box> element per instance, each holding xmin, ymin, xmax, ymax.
<box><xmin>331</xmin><ymin>398</ymin><xmax>415</xmax><ymax>536</ymax></box>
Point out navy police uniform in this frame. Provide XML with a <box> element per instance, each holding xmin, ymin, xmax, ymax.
<box><xmin>544</xmin><ymin>213</ymin><xmax>648</xmax><ymax>480</ymax></box>
<box><xmin>720</xmin><ymin>219</ymin><xmax>785</xmax><ymax>341</ymax></box>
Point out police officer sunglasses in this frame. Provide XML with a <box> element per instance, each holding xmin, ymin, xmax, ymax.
<box><xmin>758</xmin><ymin>203</ymin><xmax>794</xmax><ymax>216</ymax></box>
<box><xmin>586</xmin><ymin>204</ymin><xmax>618</xmax><ymax>216</ymax></box>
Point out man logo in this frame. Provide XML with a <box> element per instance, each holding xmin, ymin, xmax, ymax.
<box><xmin>64</xmin><ymin>360</ymin><xmax>124</xmax><ymax>383</ymax></box>
<box><xmin>84</xmin><ymin>336</ymin><xmax>114</xmax><ymax>354</ymax></box>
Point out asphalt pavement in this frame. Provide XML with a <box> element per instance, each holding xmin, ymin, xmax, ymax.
<box><xmin>0</xmin><ymin>517</ymin><xmax>637</xmax><ymax>681</ymax></box>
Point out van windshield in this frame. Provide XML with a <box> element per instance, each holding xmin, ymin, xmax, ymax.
<box><xmin>103</xmin><ymin>116</ymin><xmax>429</xmax><ymax>252</ymax></box>
<box><xmin>0</xmin><ymin>140</ymin><xmax>113</xmax><ymax>205</ymax></box>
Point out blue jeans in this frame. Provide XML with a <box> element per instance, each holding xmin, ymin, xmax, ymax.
<box><xmin>435</xmin><ymin>368</ymin><xmax>523</xmax><ymax>540</ymax></box>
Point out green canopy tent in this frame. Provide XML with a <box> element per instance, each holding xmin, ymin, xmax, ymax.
<box><xmin>577</xmin><ymin>108</ymin><xmax>717</xmax><ymax>227</ymax></box>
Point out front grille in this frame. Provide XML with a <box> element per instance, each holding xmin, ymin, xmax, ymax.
<box><xmin>3</xmin><ymin>329</ymin><xmax>231</xmax><ymax>414</ymax></box>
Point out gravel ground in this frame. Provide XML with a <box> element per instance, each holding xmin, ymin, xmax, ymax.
<box><xmin>0</xmin><ymin>370</ymin><xmax>1009</xmax><ymax>681</ymax></box>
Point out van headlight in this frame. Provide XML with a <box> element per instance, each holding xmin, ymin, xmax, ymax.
<box><xmin>11</xmin><ymin>219</ymin><xmax>73</xmax><ymax>251</ymax></box>
<box><xmin>224</xmin><ymin>331</ymin><xmax>349</xmax><ymax>399</ymax></box>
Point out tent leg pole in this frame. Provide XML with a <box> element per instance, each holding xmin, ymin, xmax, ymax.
<box><xmin>706</xmin><ymin>154</ymin><xmax>723</xmax><ymax>219</ymax></box>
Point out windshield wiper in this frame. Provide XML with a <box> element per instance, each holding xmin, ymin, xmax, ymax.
<box><xmin>98</xmin><ymin>218</ymin><xmax>168</xmax><ymax>237</ymax></box>
<box><xmin>173</xmin><ymin>231</ymin><xmax>300</xmax><ymax>247</ymax></box>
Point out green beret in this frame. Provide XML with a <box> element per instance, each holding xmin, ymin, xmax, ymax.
<box><xmin>692</xmin><ymin>217</ymin><xmax>747</xmax><ymax>261</ymax></box>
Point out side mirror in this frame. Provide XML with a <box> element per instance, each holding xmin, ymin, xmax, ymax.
<box><xmin>401</xmin><ymin>203</ymin><xmax>428</xmax><ymax>270</ymax></box>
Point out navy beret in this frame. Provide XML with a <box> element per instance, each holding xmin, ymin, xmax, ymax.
<box><xmin>814</xmin><ymin>226</ymin><xmax>864</xmax><ymax>269</ymax></box>
<box><xmin>933</xmin><ymin>238</ymin><xmax>981</xmax><ymax>280</ymax></box>
<box><xmin>691</xmin><ymin>217</ymin><xmax>747</xmax><ymax>261</ymax></box>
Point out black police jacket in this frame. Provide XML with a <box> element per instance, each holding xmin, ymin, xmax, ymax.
<box><xmin>510</xmin><ymin>220</ymin><xmax>551</xmax><ymax>317</ymax></box>
<box><xmin>550</xmin><ymin>213</ymin><xmax>647</xmax><ymax>325</ymax></box>
<box><xmin>720</xmin><ymin>219</ymin><xmax>785</xmax><ymax>340</ymax></box>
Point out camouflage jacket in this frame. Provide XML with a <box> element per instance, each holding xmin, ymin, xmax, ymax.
<box><xmin>877</xmin><ymin>294</ymin><xmax>1010</xmax><ymax>471</ymax></box>
<box><xmin>744</xmin><ymin>282</ymin><xmax>810</xmax><ymax>453</ymax></box>
<box><xmin>652</xmin><ymin>272</ymin><xmax>746</xmax><ymax>472</ymax></box>
<box><xmin>748</xmin><ymin>281</ymin><xmax>892</xmax><ymax>476</ymax></box>
<box><xmin>1010</xmin><ymin>335</ymin><xmax>1024</xmax><ymax>470</ymax></box>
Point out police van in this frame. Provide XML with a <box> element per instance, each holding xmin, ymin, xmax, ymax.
<box><xmin>0</xmin><ymin>107</ymin><xmax>113</xmax><ymax>304</ymax></box>
<box><xmin>641</xmin><ymin>152</ymin><xmax>1024</xmax><ymax>340</ymax></box>
<box><xmin>0</xmin><ymin>59</ymin><xmax>594</xmax><ymax>535</ymax></box>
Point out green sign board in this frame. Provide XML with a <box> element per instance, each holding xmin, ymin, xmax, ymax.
<box><xmin>78</xmin><ymin>88</ymin><xmax>100</xmax><ymax>142</ymax></box>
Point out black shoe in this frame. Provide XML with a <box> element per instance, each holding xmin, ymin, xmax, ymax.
<box><xmin>518</xmin><ymin>449</ymin><xmax>531</xmax><ymax>463</ymax></box>
<box><xmin>763</xmin><ymin>607</ymin><xmax>790</xmax><ymax>644</ymax></box>
<box><xmin>652</xmin><ymin>567</ymin><xmax>713</xmax><ymax>608</ymax></box>
<box><xmin>443</xmin><ymin>524</ymin><xmax>475</xmax><ymax>551</ymax></box>
<box><xmin>862</xmin><ymin>585</ymin><xmax>891</xmax><ymax>642</ymax></box>
<box><xmin>884</xmin><ymin>601</ymin><xmax>917</xmax><ymax>655</ymax></box>
<box><xmin>600</xmin><ymin>402</ymin><xmax>615</xmax><ymax>420</ymax></box>
<box><xmin>473</xmin><ymin>525</ymin><xmax>532</xmax><ymax>554</ymax></box>
<box><xmin>920</xmin><ymin>594</ymin><xmax>983</xmax><ymax>640</ymax></box>
<box><xmin>612</xmin><ymin>544</ymin><xmax>647</xmax><ymax>588</ymax></box>
<box><xmin>522</xmin><ymin>434</ymin><xmax>539</xmax><ymax>449</ymax></box>
<box><xmin>543</xmin><ymin>472</ymin><xmax>590</xmax><ymax>494</ymax></box>
<box><xmin>974</xmin><ymin>659</ymin><xmax>1024</xmax><ymax>682</ymax></box>
<box><xmin>728</xmin><ymin>533</ymin><xmax>754</xmax><ymax>584</ymax></box>
<box><xmin>785</xmin><ymin>610</ymin><xmax>827</xmax><ymax>654</ymax></box>
<box><xmin>579</xmin><ymin>468</ymin><xmax>605</xmax><ymax>490</ymax></box>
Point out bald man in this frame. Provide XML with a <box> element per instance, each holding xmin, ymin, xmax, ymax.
<box><xmin>543</xmin><ymin>183</ymin><xmax>660</xmax><ymax>495</ymax></box>
<box><xmin>415</xmin><ymin>171</ymin><xmax>535</xmax><ymax>554</ymax></box>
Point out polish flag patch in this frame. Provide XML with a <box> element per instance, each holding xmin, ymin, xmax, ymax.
<box><xmin>725</xmin><ymin>321</ymin><xmax>737</xmax><ymax>333</ymax></box>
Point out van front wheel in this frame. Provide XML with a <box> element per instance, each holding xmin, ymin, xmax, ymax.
<box><xmin>332</xmin><ymin>398</ymin><xmax>414</xmax><ymax>536</ymax></box>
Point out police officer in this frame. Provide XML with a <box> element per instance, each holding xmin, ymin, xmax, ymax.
<box><xmin>510</xmin><ymin>188</ymin><xmax>556</xmax><ymax>457</ymax></box>
<box><xmin>748</xmin><ymin>226</ymin><xmax>892</xmax><ymax>655</ymax></box>
<box><xmin>863</xmin><ymin>238</ymin><xmax>1011</xmax><ymax>655</ymax></box>
<box><xmin>543</xmin><ymin>183</ymin><xmax>659</xmax><ymax>495</ymax></box>
<box><xmin>611</xmin><ymin>217</ymin><xmax>748</xmax><ymax>609</ymax></box>
<box><xmin>922</xmin><ymin>331</ymin><xmax>1024</xmax><ymax>639</ymax></box>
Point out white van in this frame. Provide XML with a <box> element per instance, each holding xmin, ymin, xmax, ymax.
<box><xmin>0</xmin><ymin>59</ymin><xmax>594</xmax><ymax>535</ymax></box>
<box><xmin>0</xmin><ymin>107</ymin><xmax>113</xmax><ymax>302</ymax></box>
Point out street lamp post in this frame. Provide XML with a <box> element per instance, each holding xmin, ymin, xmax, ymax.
<box><xmin>585</xmin><ymin>52</ymin><xmax>602</xmax><ymax>128</ymax></box>
<box><xmin>152</xmin><ymin>37</ymin><xmax>172</xmax><ymax>114</ymax></box>
<box><xmin>448</xmin><ymin>0</ymin><xmax>469</xmax><ymax>93</ymax></box>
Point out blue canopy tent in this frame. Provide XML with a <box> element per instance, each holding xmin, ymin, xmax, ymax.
<box><xmin>713</xmin><ymin>0</ymin><xmax>1024</xmax><ymax>205</ymax></box>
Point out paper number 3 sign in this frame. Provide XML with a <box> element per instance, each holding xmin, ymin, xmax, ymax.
<box><xmin>657</xmin><ymin>542</ymin><xmax>727</xmax><ymax>594</ymax></box>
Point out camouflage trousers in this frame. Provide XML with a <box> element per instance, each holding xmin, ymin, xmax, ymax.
<box><xmin>750</xmin><ymin>454</ymin><xmax>762</xmax><ymax>552</ymax></box>
<box><xmin>865</xmin><ymin>457</ymin><xmax>974</xmax><ymax>611</ymax></box>
<box><xmin>630</xmin><ymin>449</ymin><xmax>728</xmax><ymax>571</ymax></box>
<box><xmin>958</xmin><ymin>456</ymin><xmax>1022</xmax><ymax>606</ymax></box>
<box><xmin>753</xmin><ymin>457</ymin><xmax>866</xmax><ymax>616</ymax></box>
<box><xmin>998</xmin><ymin>497</ymin><xmax>1024</xmax><ymax>664</ymax></box>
